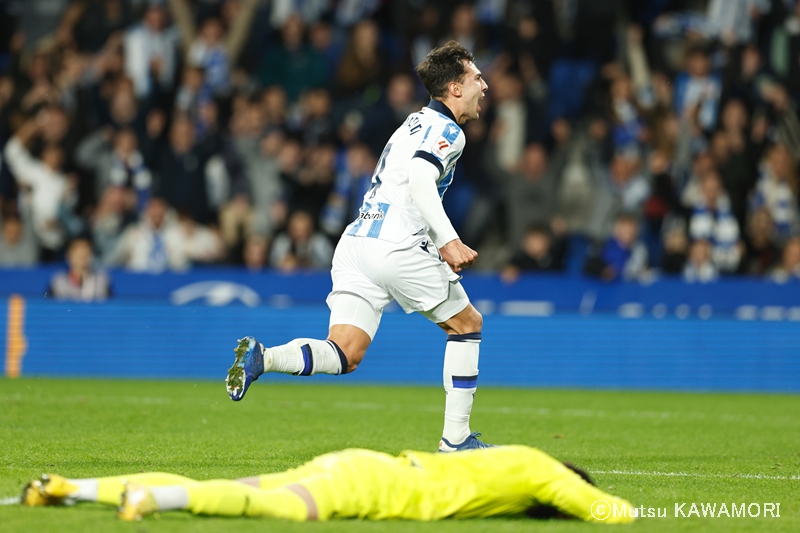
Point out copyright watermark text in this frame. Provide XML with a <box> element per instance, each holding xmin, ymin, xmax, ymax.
<box><xmin>590</xmin><ymin>500</ymin><xmax>781</xmax><ymax>520</ymax></box>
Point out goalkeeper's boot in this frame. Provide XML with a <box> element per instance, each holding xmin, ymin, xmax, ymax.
<box><xmin>21</xmin><ymin>474</ymin><xmax>78</xmax><ymax>506</ymax></box>
<box><xmin>438</xmin><ymin>432</ymin><xmax>496</xmax><ymax>453</ymax></box>
<box><xmin>226</xmin><ymin>336</ymin><xmax>265</xmax><ymax>401</ymax></box>
<box><xmin>118</xmin><ymin>482</ymin><xmax>158</xmax><ymax>521</ymax></box>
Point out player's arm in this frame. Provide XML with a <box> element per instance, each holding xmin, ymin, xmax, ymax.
<box><xmin>407</xmin><ymin>158</ymin><xmax>477</xmax><ymax>272</ymax></box>
<box><xmin>537</xmin><ymin>471</ymin><xmax>636</xmax><ymax>524</ymax></box>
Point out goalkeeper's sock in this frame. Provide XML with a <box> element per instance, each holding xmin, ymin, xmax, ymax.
<box><xmin>67</xmin><ymin>479</ymin><xmax>97</xmax><ymax>502</ymax></box>
<box><xmin>442</xmin><ymin>332</ymin><xmax>481</xmax><ymax>444</ymax></box>
<box><xmin>149</xmin><ymin>486</ymin><xmax>189</xmax><ymax>511</ymax></box>
<box><xmin>266</xmin><ymin>339</ymin><xmax>348</xmax><ymax>375</ymax></box>
<box><xmin>96</xmin><ymin>473</ymin><xmax>197</xmax><ymax>505</ymax></box>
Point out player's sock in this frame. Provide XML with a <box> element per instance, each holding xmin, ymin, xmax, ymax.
<box><xmin>266</xmin><ymin>339</ymin><xmax>348</xmax><ymax>376</ymax></box>
<box><xmin>149</xmin><ymin>486</ymin><xmax>189</xmax><ymax>511</ymax></box>
<box><xmin>442</xmin><ymin>332</ymin><xmax>480</xmax><ymax>444</ymax></box>
<box><xmin>96</xmin><ymin>473</ymin><xmax>197</xmax><ymax>505</ymax></box>
<box><xmin>66</xmin><ymin>478</ymin><xmax>97</xmax><ymax>501</ymax></box>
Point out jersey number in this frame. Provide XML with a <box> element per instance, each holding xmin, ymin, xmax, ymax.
<box><xmin>367</xmin><ymin>142</ymin><xmax>391</xmax><ymax>199</ymax></box>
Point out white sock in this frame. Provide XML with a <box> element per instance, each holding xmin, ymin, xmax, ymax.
<box><xmin>442</xmin><ymin>332</ymin><xmax>481</xmax><ymax>444</ymax></box>
<box><xmin>68</xmin><ymin>478</ymin><xmax>98</xmax><ymax>502</ymax></box>
<box><xmin>149</xmin><ymin>486</ymin><xmax>189</xmax><ymax>511</ymax></box>
<box><xmin>266</xmin><ymin>339</ymin><xmax>347</xmax><ymax>375</ymax></box>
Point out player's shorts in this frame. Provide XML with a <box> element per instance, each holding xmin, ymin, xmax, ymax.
<box><xmin>326</xmin><ymin>233</ymin><xmax>470</xmax><ymax>339</ymax></box>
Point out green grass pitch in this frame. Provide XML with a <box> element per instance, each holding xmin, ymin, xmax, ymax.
<box><xmin>1</xmin><ymin>377</ymin><xmax>798</xmax><ymax>532</ymax></box>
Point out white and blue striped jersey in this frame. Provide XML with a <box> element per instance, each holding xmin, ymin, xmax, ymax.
<box><xmin>343</xmin><ymin>100</ymin><xmax>466</xmax><ymax>243</ymax></box>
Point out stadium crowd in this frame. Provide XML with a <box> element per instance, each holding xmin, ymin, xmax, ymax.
<box><xmin>1</xmin><ymin>0</ymin><xmax>800</xmax><ymax>285</ymax></box>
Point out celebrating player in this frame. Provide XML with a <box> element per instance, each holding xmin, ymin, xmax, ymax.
<box><xmin>22</xmin><ymin>445</ymin><xmax>636</xmax><ymax>524</ymax></box>
<box><xmin>226</xmin><ymin>41</ymin><xmax>491</xmax><ymax>451</ymax></box>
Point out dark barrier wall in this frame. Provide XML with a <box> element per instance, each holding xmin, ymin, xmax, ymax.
<box><xmin>3</xmin><ymin>299</ymin><xmax>798</xmax><ymax>392</ymax></box>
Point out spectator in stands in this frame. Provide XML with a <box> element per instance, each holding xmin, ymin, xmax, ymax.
<box><xmin>291</xmin><ymin>88</ymin><xmax>334</xmax><ymax>147</ymax></box>
<box><xmin>287</xmin><ymin>143</ymin><xmax>336</xmax><ymax>220</ymax></box>
<box><xmin>587</xmin><ymin>147</ymin><xmax>650</xmax><ymax>241</ymax></box>
<box><xmin>506</xmin><ymin>143</ymin><xmax>566</xmax><ymax>251</ymax></box>
<box><xmin>336</xmin><ymin>19</ymin><xmax>387</xmax><ymax>98</ymax></box>
<box><xmin>48</xmin><ymin>237</ymin><xmax>111</xmax><ymax>301</ymax></box>
<box><xmin>715</xmin><ymin>99</ymin><xmax>756</xmax><ymax>225</ymax></box>
<box><xmin>17</xmin><ymin>0</ymin><xmax>74</xmax><ymax>54</ymax></box>
<box><xmin>705</xmin><ymin>0</ymin><xmax>768</xmax><ymax>46</ymax></box>
<box><xmin>501</xmin><ymin>224</ymin><xmax>565</xmax><ymax>283</ymax></box>
<box><xmin>609</xmin><ymin>74</ymin><xmax>647</xmax><ymax>152</ymax></box>
<box><xmin>0</xmin><ymin>212</ymin><xmax>38</xmax><ymax>267</ymax></box>
<box><xmin>150</xmin><ymin>114</ymin><xmax>213</xmax><ymax>224</ymax></box>
<box><xmin>750</xmin><ymin>144</ymin><xmax>799</xmax><ymax>242</ymax></box>
<box><xmin>175</xmin><ymin>211</ymin><xmax>225</xmax><ymax>266</ymax></box>
<box><xmin>488</xmin><ymin>72</ymin><xmax>526</xmax><ymax>173</ymax></box>
<box><xmin>75</xmin><ymin>127</ymin><xmax>152</xmax><ymax>212</ymax></box>
<box><xmin>270</xmin><ymin>210</ymin><xmax>333</xmax><ymax>272</ymax></box>
<box><xmin>219</xmin><ymin>121</ymin><xmax>285</xmax><ymax>254</ymax></box>
<box><xmin>107</xmin><ymin>197</ymin><xmax>187</xmax><ymax>273</ymax></box>
<box><xmin>4</xmin><ymin>117</ymin><xmax>75</xmax><ymax>260</ymax></box>
<box><xmin>684</xmin><ymin>239</ymin><xmax>719</xmax><ymax>283</ymax></box>
<box><xmin>103</xmin><ymin>86</ymin><xmax>141</xmax><ymax>132</ymax></box>
<box><xmin>92</xmin><ymin>185</ymin><xmax>135</xmax><ymax>265</ymax></box>
<box><xmin>357</xmin><ymin>72</ymin><xmax>421</xmax><ymax>158</ymax></box>
<box><xmin>688</xmin><ymin>171</ymin><xmax>742</xmax><ymax>272</ymax></box>
<box><xmin>673</xmin><ymin>47</ymin><xmax>721</xmax><ymax>132</ymax></box>
<box><xmin>123</xmin><ymin>2</ymin><xmax>179</xmax><ymax>98</ymax></box>
<box><xmin>243</xmin><ymin>234</ymin><xmax>269</xmax><ymax>272</ymax></box>
<box><xmin>741</xmin><ymin>208</ymin><xmax>781</xmax><ymax>276</ymax></box>
<box><xmin>174</xmin><ymin>66</ymin><xmax>214</xmax><ymax>123</ymax></box>
<box><xmin>186</xmin><ymin>18</ymin><xmax>230</xmax><ymax>97</ymax></box>
<box><xmin>680</xmin><ymin>152</ymin><xmax>717</xmax><ymax>210</ymax></box>
<box><xmin>767</xmin><ymin>1</ymin><xmax>800</xmax><ymax>101</ymax></box>
<box><xmin>5</xmin><ymin>0</ymin><xmax>800</xmax><ymax>286</ymax></box>
<box><xmin>258</xmin><ymin>14</ymin><xmax>326</xmax><ymax>102</ymax></box>
<box><xmin>661</xmin><ymin>225</ymin><xmax>689</xmax><ymax>275</ymax></box>
<box><xmin>261</xmin><ymin>85</ymin><xmax>288</xmax><ymax>130</ymax></box>
<box><xmin>584</xmin><ymin>214</ymin><xmax>648</xmax><ymax>282</ymax></box>
<box><xmin>770</xmin><ymin>236</ymin><xmax>800</xmax><ymax>283</ymax></box>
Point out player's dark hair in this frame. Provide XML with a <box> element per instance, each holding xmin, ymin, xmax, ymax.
<box><xmin>415</xmin><ymin>41</ymin><xmax>475</xmax><ymax>99</ymax></box>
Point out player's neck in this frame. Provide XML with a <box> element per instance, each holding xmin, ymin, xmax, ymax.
<box><xmin>427</xmin><ymin>99</ymin><xmax>460</xmax><ymax>125</ymax></box>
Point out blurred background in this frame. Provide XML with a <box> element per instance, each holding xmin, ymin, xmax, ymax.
<box><xmin>0</xmin><ymin>0</ymin><xmax>799</xmax><ymax>391</ymax></box>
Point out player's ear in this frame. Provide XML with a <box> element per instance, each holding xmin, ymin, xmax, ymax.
<box><xmin>448</xmin><ymin>81</ymin><xmax>461</xmax><ymax>98</ymax></box>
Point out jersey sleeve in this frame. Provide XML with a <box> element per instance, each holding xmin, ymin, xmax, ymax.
<box><xmin>413</xmin><ymin>122</ymin><xmax>462</xmax><ymax>175</ymax></box>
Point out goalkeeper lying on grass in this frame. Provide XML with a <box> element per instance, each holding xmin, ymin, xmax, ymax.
<box><xmin>21</xmin><ymin>445</ymin><xmax>635</xmax><ymax>523</ymax></box>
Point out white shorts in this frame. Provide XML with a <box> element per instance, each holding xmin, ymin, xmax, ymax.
<box><xmin>326</xmin><ymin>234</ymin><xmax>470</xmax><ymax>339</ymax></box>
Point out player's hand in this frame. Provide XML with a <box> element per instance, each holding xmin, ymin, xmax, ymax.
<box><xmin>440</xmin><ymin>239</ymin><xmax>477</xmax><ymax>273</ymax></box>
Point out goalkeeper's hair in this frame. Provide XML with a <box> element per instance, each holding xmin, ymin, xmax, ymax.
<box><xmin>562</xmin><ymin>462</ymin><xmax>594</xmax><ymax>486</ymax></box>
<box><xmin>415</xmin><ymin>41</ymin><xmax>475</xmax><ymax>99</ymax></box>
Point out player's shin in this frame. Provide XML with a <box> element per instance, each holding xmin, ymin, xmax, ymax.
<box><xmin>442</xmin><ymin>332</ymin><xmax>480</xmax><ymax>444</ymax></box>
<box><xmin>186</xmin><ymin>481</ymin><xmax>309</xmax><ymax>520</ymax></box>
<box><xmin>267</xmin><ymin>339</ymin><xmax>347</xmax><ymax>376</ymax></box>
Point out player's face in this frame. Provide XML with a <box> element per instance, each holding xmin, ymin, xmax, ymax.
<box><xmin>458</xmin><ymin>61</ymin><xmax>488</xmax><ymax>123</ymax></box>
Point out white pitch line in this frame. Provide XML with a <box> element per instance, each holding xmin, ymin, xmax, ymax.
<box><xmin>593</xmin><ymin>470</ymin><xmax>799</xmax><ymax>481</ymax></box>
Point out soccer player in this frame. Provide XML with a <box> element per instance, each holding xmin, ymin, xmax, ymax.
<box><xmin>226</xmin><ymin>41</ymin><xmax>492</xmax><ymax>452</ymax></box>
<box><xmin>21</xmin><ymin>445</ymin><xmax>636</xmax><ymax>524</ymax></box>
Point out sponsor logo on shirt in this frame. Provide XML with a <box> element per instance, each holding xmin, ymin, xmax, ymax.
<box><xmin>432</xmin><ymin>136</ymin><xmax>450</xmax><ymax>159</ymax></box>
<box><xmin>358</xmin><ymin>210</ymin><xmax>385</xmax><ymax>221</ymax></box>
